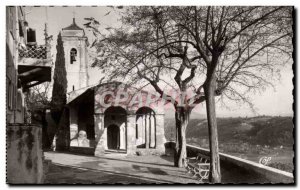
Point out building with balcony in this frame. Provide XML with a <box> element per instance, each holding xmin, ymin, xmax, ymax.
<box><xmin>6</xmin><ymin>6</ymin><xmax>52</xmax><ymax>184</ymax></box>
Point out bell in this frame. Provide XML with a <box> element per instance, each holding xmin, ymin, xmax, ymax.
<box><xmin>71</xmin><ymin>55</ymin><xmax>76</xmax><ymax>62</ymax></box>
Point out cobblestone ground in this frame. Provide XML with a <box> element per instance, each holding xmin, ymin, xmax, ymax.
<box><xmin>44</xmin><ymin>150</ymin><xmax>266</xmax><ymax>184</ymax></box>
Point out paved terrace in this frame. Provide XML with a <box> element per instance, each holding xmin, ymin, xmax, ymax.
<box><xmin>44</xmin><ymin>149</ymin><xmax>267</xmax><ymax>184</ymax></box>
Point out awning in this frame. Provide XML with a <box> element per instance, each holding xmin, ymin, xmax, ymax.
<box><xmin>18</xmin><ymin>64</ymin><xmax>52</xmax><ymax>89</ymax></box>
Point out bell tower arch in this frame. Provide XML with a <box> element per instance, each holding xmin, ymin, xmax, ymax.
<box><xmin>61</xmin><ymin>18</ymin><xmax>89</xmax><ymax>92</ymax></box>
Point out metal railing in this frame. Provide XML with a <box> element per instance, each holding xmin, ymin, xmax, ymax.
<box><xmin>19</xmin><ymin>45</ymin><xmax>47</xmax><ymax>59</ymax></box>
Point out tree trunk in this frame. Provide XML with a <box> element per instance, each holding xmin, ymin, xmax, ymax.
<box><xmin>54</xmin><ymin>108</ymin><xmax>70</xmax><ymax>151</ymax></box>
<box><xmin>50</xmin><ymin>108</ymin><xmax>63</xmax><ymax>125</ymax></box>
<box><xmin>41</xmin><ymin>109</ymin><xmax>51</xmax><ymax>150</ymax></box>
<box><xmin>174</xmin><ymin>106</ymin><xmax>190</xmax><ymax>168</ymax></box>
<box><xmin>204</xmin><ymin>74</ymin><xmax>221</xmax><ymax>183</ymax></box>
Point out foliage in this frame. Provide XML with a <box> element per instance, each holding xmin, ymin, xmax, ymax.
<box><xmin>84</xmin><ymin>6</ymin><xmax>293</xmax><ymax>180</ymax></box>
<box><xmin>165</xmin><ymin>116</ymin><xmax>294</xmax><ymax>173</ymax></box>
<box><xmin>247</xmin><ymin>117</ymin><xmax>294</xmax><ymax>146</ymax></box>
<box><xmin>25</xmin><ymin>82</ymin><xmax>52</xmax><ymax>148</ymax></box>
<box><xmin>26</xmin><ymin>82</ymin><xmax>52</xmax><ymax>111</ymax></box>
<box><xmin>87</xmin><ymin>6</ymin><xmax>293</xmax><ymax>109</ymax></box>
<box><xmin>51</xmin><ymin>32</ymin><xmax>67</xmax><ymax>124</ymax></box>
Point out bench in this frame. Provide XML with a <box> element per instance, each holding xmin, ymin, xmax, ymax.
<box><xmin>185</xmin><ymin>153</ymin><xmax>210</xmax><ymax>182</ymax></box>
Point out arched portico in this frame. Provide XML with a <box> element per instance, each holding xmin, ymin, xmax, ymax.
<box><xmin>136</xmin><ymin>107</ymin><xmax>156</xmax><ymax>149</ymax></box>
<box><xmin>69</xmin><ymin>82</ymin><xmax>166</xmax><ymax>156</ymax></box>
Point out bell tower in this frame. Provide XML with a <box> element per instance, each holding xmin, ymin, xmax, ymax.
<box><xmin>61</xmin><ymin>18</ymin><xmax>89</xmax><ymax>92</ymax></box>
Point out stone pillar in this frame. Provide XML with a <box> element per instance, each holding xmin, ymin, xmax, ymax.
<box><xmin>69</xmin><ymin>106</ymin><xmax>78</xmax><ymax>147</ymax></box>
<box><xmin>145</xmin><ymin>115</ymin><xmax>149</xmax><ymax>149</ymax></box>
<box><xmin>94</xmin><ymin>114</ymin><xmax>106</xmax><ymax>156</ymax></box>
<box><xmin>119</xmin><ymin>123</ymin><xmax>126</xmax><ymax>149</ymax></box>
<box><xmin>126</xmin><ymin>114</ymin><xmax>136</xmax><ymax>155</ymax></box>
<box><xmin>137</xmin><ymin>116</ymin><xmax>142</xmax><ymax>144</ymax></box>
<box><xmin>154</xmin><ymin>114</ymin><xmax>166</xmax><ymax>154</ymax></box>
<box><xmin>136</xmin><ymin>116</ymin><xmax>143</xmax><ymax>147</ymax></box>
<box><xmin>150</xmin><ymin>114</ymin><xmax>155</xmax><ymax>148</ymax></box>
<box><xmin>103</xmin><ymin>127</ymin><xmax>108</xmax><ymax>150</ymax></box>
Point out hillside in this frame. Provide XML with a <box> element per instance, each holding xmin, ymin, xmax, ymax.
<box><xmin>164</xmin><ymin>116</ymin><xmax>294</xmax><ymax>172</ymax></box>
<box><xmin>165</xmin><ymin>116</ymin><xmax>294</xmax><ymax>147</ymax></box>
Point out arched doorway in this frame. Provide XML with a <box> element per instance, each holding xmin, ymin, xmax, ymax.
<box><xmin>104</xmin><ymin>106</ymin><xmax>127</xmax><ymax>151</ymax></box>
<box><xmin>107</xmin><ymin>124</ymin><xmax>119</xmax><ymax>149</ymax></box>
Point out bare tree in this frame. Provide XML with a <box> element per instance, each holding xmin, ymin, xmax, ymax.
<box><xmin>165</xmin><ymin>6</ymin><xmax>293</xmax><ymax>182</ymax></box>
<box><xmin>26</xmin><ymin>82</ymin><xmax>52</xmax><ymax>148</ymax></box>
<box><xmin>26</xmin><ymin>82</ymin><xmax>51</xmax><ymax>114</ymax></box>
<box><xmin>85</xmin><ymin>6</ymin><xmax>293</xmax><ymax>182</ymax></box>
<box><xmin>85</xmin><ymin>7</ymin><xmax>207</xmax><ymax>168</ymax></box>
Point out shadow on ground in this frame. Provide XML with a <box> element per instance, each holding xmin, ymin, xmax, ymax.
<box><xmin>44</xmin><ymin>150</ymin><xmax>269</xmax><ymax>184</ymax></box>
<box><xmin>45</xmin><ymin>163</ymin><xmax>163</xmax><ymax>184</ymax></box>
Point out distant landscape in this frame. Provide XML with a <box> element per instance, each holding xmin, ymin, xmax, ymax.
<box><xmin>164</xmin><ymin>116</ymin><xmax>294</xmax><ymax>173</ymax></box>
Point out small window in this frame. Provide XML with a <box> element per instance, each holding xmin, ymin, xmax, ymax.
<box><xmin>10</xmin><ymin>83</ymin><xmax>14</xmax><ymax>109</ymax></box>
<box><xmin>72</xmin><ymin>85</ymin><xmax>75</xmax><ymax>91</ymax></box>
<box><xmin>13</xmin><ymin>85</ymin><xmax>17</xmax><ymax>110</ymax></box>
<box><xmin>19</xmin><ymin>20</ymin><xmax>24</xmax><ymax>37</ymax></box>
<box><xmin>70</xmin><ymin>48</ymin><xmax>77</xmax><ymax>64</ymax></box>
<box><xmin>7</xmin><ymin>80</ymin><xmax>12</xmax><ymax>109</ymax></box>
<box><xmin>8</xmin><ymin>32</ymin><xmax>15</xmax><ymax>61</ymax></box>
<box><xmin>7</xmin><ymin>81</ymin><xmax>15</xmax><ymax>110</ymax></box>
<box><xmin>17</xmin><ymin>91</ymin><xmax>22</xmax><ymax>111</ymax></box>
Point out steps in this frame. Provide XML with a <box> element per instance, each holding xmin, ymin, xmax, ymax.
<box><xmin>105</xmin><ymin>149</ymin><xmax>127</xmax><ymax>154</ymax></box>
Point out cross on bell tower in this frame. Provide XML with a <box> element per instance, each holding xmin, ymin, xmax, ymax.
<box><xmin>72</xmin><ymin>9</ymin><xmax>76</xmax><ymax>19</ymax></box>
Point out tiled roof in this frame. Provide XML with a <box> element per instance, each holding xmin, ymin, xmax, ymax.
<box><xmin>62</xmin><ymin>18</ymin><xmax>83</xmax><ymax>31</ymax></box>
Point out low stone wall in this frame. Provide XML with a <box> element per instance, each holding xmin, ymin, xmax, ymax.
<box><xmin>7</xmin><ymin>124</ymin><xmax>44</xmax><ymax>184</ymax></box>
<box><xmin>165</xmin><ymin>142</ymin><xmax>294</xmax><ymax>184</ymax></box>
<box><xmin>135</xmin><ymin>147</ymin><xmax>165</xmax><ymax>156</ymax></box>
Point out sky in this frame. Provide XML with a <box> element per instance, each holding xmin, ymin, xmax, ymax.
<box><xmin>24</xmin><ymin>6</ymin><xmax>294</xmax><ymax>118</ymax></box>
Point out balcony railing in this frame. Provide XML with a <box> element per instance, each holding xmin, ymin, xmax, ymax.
<box><xmin>19</xmin><ymin>45</ymin><xmax>47</xmax><ymax>59</ymax></box>
<box><xmin>17</xmin><ymin>44</ymin><xmax>52</xmax><ymax>90</ymax></box>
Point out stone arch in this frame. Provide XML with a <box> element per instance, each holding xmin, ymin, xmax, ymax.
<box><xmin>101</xmin><ymin>104</ymin><xmax>128</xmax><ymax>115</ymax></box>
<box><xmin>136</xmin><ymin>107</ymin><xmax>156</xmax><ymax>149</ymax></box>
<box><xmin>104</xmin><ymin>106</ymin><xmax>127</xmax><ymax>150</ymax></box>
